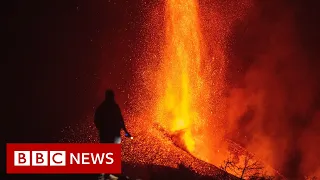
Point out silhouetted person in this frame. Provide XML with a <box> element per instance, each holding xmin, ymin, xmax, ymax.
<box><xmin>94</xmin><ymin>90</ymin><xmax>132</xmax><ymax>180</ymax></box>
<box><xmin>94</xmin><ymin>89</ymin><xmax>132</xmax><ymax>144</ymax></box>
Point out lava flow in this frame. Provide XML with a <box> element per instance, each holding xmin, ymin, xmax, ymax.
<box><xmin>155</xmin><ymin>0</ymin><xmax>209</xmax><ymax>157</ymax></box>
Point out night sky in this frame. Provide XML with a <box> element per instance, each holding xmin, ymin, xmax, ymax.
<box><xmin>3</xmin><ymin>0</ymin><xmax>320</xmax><ymax>179</ymax></box>
<box><xmin>5</xmin><ymin>0</ymin><xmax>144</xmax><ymax>143</ymax></box>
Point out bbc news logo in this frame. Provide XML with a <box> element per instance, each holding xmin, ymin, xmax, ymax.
<box><xmin>14</xmin><ymin>151</ymin><xmax>67</xmax><ymax>166</ymax></box>
<box><xmin>14</xmin><ymin>151</ymin><xmax>114</xmax><ymax>166</ymax></box>
<box><xmin>7</xmin><ymin>143</ymin><xmax>121</xmax><ymax>174</ymax></box>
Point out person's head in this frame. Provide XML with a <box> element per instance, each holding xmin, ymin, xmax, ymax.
<box><xmin>105</xmin><ymin>89</ymin><xmax>115</xmax><ymax>102</ymax></box>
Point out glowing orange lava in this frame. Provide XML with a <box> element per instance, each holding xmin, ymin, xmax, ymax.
<box><xmin>155</xmin><ymin>0</ymin><xmax>208</xmax><ymax>154</ymax></box>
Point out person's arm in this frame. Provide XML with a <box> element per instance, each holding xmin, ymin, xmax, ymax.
<box><xmin>117</xmin><ymin>105</ymin><xmax>131</xmax><ymax>136</ymax></box>
<box><xmin>120</xmin><ymin>119</ymin><xmax>129</xmax><ymax>134</ymax></box>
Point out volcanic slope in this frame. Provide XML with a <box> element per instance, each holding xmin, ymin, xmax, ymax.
<box><xmin>61</xmin><ymin>116</ymin><xmax>239</xmax><ymax>180</ymax></box>
<box><xmin>121</xmin><ymin>119</ymin><xmax>239</xmax><ymax>179</ymax></box>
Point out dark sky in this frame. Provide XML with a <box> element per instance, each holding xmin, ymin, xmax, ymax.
<box><xmin>5</xmin><ymin>0</ymin><xmax>143</xmax><ymax>143</ymax></box>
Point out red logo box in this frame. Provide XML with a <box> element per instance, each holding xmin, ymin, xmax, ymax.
<box><xmin>6</xmin><ymin>143</ymin><xmax>121</xmax><ymax>174</ymax></box>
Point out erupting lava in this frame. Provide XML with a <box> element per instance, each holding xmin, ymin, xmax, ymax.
<box><xmin>155</xmin><ymin>0</ymin><xmax>208</xmax><ymax>154</ymax></box>
<box><xmin>62</xmin><ymin>0</ymin><xmax>286</xmax><ymax>178</ymax></box>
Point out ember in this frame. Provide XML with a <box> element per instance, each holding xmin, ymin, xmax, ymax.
<box><xmin>62</xmin><ymin>0</ymin><xmax>320</xmax><ymax>179</ymax></box>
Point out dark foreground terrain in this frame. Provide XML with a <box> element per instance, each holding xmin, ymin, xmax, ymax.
<box><xmin>5</xmin><ymin>162</ymin><xmax>239</xmax><ymax>180</ymax></box>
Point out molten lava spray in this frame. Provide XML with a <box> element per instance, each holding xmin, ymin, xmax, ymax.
<box><xmin>155</xmin><ymin>0</ymin><xmax>208</xmax><ymax>155</ymax></box>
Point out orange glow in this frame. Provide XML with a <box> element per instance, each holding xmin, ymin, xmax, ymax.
<box><xmin>122</xmin><ymin>0</ymin><xmax>280</xmax><ymax>178</ymax></box>
<box><xmin>60</xmin><ymin>0</ymin><xmax>320</xmax><ymax>178</ymax></box>
<box><xmin>155</xmin><ymin>0</ymin><xmax>206</xmax><ymax>154</ymax></box>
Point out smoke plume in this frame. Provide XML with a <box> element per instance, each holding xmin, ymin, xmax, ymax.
<box><xmin>226</xmin><ymin>0</ymin><xmax>320</xmax><ymax>178</ymax></box>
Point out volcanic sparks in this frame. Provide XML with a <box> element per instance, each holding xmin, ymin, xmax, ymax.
<box><xmin>60</xmin><ymin>0</ymin><xmax>289</xmax><ymax>179</ymax></box>
<box><xmin>155</xmin><ymin>0</ymin><xmax>207</xmax><ymax>155</ymax></box>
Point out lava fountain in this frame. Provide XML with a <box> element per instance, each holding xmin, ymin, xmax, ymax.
<box><xmin>155</xmin><ymin>0</ymin><xmax>211</xmax><ymax>157</ymax></box>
